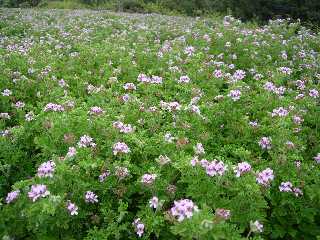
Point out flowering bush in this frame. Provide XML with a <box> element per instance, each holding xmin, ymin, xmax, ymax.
<box><xmin>0</xmin><ymin>9</ymin><xmax>320</xmax><ymax>240</ymax></box>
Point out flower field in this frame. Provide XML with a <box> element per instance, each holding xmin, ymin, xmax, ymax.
<box><xmin>0</xmin><ymin>8</ymin><xmax>320</xmax><ymax>239</ymax></box>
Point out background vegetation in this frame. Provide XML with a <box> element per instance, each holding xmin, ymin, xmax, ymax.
<box><xmin>0</xmin><ymin>0</ymin><xmax>320</xmax><ymax>26</ymax></box>
<box><xmin>1</xmin><ymin>4</ymin><xmax>320</xmax><ymax>240</ymax></box>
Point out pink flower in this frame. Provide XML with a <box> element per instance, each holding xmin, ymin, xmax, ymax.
<box><xmin>258</xmin><ymin>137</ymin><xmax>272</xmax><ymax>150</ymax></box>
<box><xmin>295</xmin><ymin>93</ymin><xmax>305</xmax><ymax>100</ymax></box>
<box><xmin>200</xmin><ymin>159</ymin><xmax>209</xmax><ymax>168</ymax></box>
<box><xmin>2</xmin><ymin>89</ymin><xmax>12</xmax><ymax>96</ymax></box>
<box><xmin>250</xmin><ymin>220</ymin><xmax>263</xmax><ymax>233</ymax></box>
<box><xmin>168</xmin><ymin>102</ymin><xmax>181</xmax><ymax>111</ymax></box>
<box><xmin>232</xmin><ymin>70</ymin><xmax>246</xmax><ymax>81</ymax></box>
<box><xmin>205</xmin><ymin>160</ymin><xmax>227</xmax><ymax>177</ymax></box>
<box><xmin>121</xmin><ymin>94</ymin><xmax>130</xmax><ymax>102</ymax></box>
<box><xmin>44</xmin><ymin>103</ymin><xmax>64</xmax><ymax>112</ymax></box>
<box><xmin>37</xmin><ymin>160</ymin><xmax>55</xmax><ymax>178</ymax></box>
<box><xmin>194</xmin><ymin>143</ymin><xmax>205</xmax><ymax>155</ymax></box>
<box><xmin>293</xmin><ymin>187</ymin><xmax>303</xmax><ymax>197</ymax></box>
<box><xmin>151</xmin><ymin>75</ymin><xmax>163</xmax><ymax>84</ymax></box>
<box><xmin>6</xmin><ymin>190</ymin><xmax>20</xmax><ymax>204</ymax></box>
<box><xmin>309</xmin><ymin>89</ymin><xmax>319</xmax><ymax>98</ymax></box>
<box><xmin>184</xmin><ymin>46</ymin><xmax>195</xmax><ymax>56</ymax></box>
<box><xmin>279</xmin><ymin>181</ymin><xmax>293</xmax><ymax>192</ymax></box>
<box><xmin>271</xmin><ymin>107</ymin><xmax>289</xmax><ymax>117</ymax></box>
<box><xmin>295</xmin><ymin>80</ymin><xmax>305</xmax><ymax>90</ymax></box>
<box><xmin>67</xmin><ymin>201</ymin><xmax>78</xmax><ymax>215</ymax></box>
<box><xmin>234</xmin><ymin>162</ymin><xmax>251</xmax><ymax>177</ymax></box>
<box><xmin>113</xmin><ymin>121</ymin><xmax>134</xmax><ymax>133</ymax></box>
<box><xmin>115</xmin><ymin>166</ymin><xmax>130</xmax><ymax>180</ymax></box>
<box><xmin>137</xmin><ymin>73</ymin><xmax>150</xmax><ymax>83</ymax></box>
<box><xmin>215</xmin><ymin>208</ymin><xmax>231</xmax><ymax>220</ymax></box>
<box><xmin>141</xmin><ymin>174</ymin><xmax>157</xmax><ymax>185</ymax></box>
<box><xmin>58</xmin><ymin>79</ymin><xmax>67</xmax><ymax>88</ymax></box>
<box><xmin>25</xmin><ymin>112</ymin><xmax>35</xmax><ymax>121</ymax></box>
<box><xmin>123</xmin><ymin>83</ymin><xmax>136</xmax><ymax>90</ymax></box>
<box><xmin>293</xmin><ymin>115</ymin><xmax>303</xmax><ymax>125</ymax></box>
<box><xmin>89</xmin><ymin>106</ymin><xmax>104</xmax><ymax>116</ymax></box>
<box><xmin>133</xmin><ymin>218</ymin><xmax>145</xmax><ymax>237</ymax></box>
<box><xmin>178</xmin><ymin>75</ymin><xmax>190</xmax><ymax>84</ymax></box>
<box><xmin>171</xmin><ymin>199</ymin><xmax>199</xmax><ymax>222</ymax></box>
<box><xmin>278</xmin><ymin>67</ymin><xmax>292</xmax><ymax>75</ymax></box>
<box><xmin>256</xmin><ymin>168</ymin><xmax>274</xmax><ymax>186</ymax></box>
<box><xmin>213</xmin><ymin>69</ymin><xmax>224</xmax><ymax>78</ymax></box>
<box><xmin>99</xmin><ymin>171</ymin><xmax>110</xmax><ymax>182</ymax></box>
<box><xmin>190</xmin><ymin>156</ymin><xmax>199</xmax><ymax>166</ymax></box>
<box><xmin>228</xmin><ymin>89</ymin><xmax>241</xmax><ymax>101</ymax></box>
<box><xmin>249</xmin><ymin>120</ymin><xmax>259</xmax><ymax>128</ymax></box>
<box><xmin>66</xmin><ymin>147</ymin><xmax>77</xmax><ymax>158</ymax></box>
<box><xmin>15</xmin><ymin>101</ymin><xmax>25</xmax><ymax>109</ymax></box>
<box><xmin>149</xmin><ymin>196</ymin><xmax>159</xmax><ymax>209</ymax></box>
<box><xmin>85</xmin><ymin>191</ymin><xmax>98</xmax><ymax>203</ymax></box>
<box><xmin>28</xmin><ymin>184</ymin><xmax>50</xmax><ymax>202</ymax></box>
<box><xmin>78</xmin><ymin>135</ymin><xmax>95</xmax><ymax>148</ymax></box>
<box><xmin>112</xmin><ymin>142</ymin><xmax>130</xmax><ymax>155</ymax></box>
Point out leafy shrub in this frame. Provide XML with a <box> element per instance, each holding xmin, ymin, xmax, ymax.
<box><xmin>122</xmin><ymin>0</ymin><xmax>145</xmax><ymax>13</ymax></box>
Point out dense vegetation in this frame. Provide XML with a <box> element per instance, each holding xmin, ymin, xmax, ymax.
<box><xmin>1</xmin><ymin>8</ymin><xmax>320</xmax><ymax>240</ymax></box>
<box><xmin>1</xmin><ymin>0</ymin><xmax>320</xmax><ymax>26</ymax></box>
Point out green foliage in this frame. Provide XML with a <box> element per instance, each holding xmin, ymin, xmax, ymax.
<box><xmin>0</xmin><ymin>8</ymin><xmax>320</xmax><ymax>240</ymax></box>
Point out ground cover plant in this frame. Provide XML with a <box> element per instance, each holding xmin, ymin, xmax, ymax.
<box><xmin>0</xmin><ymin>8</ymin><xmax>320</xmax><ymax>240</ymax></box>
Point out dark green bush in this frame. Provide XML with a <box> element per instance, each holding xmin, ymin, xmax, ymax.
<box><xmin>122</xmin><ymin>0</ymin><xmax>145</xmax><ymax>13</ymax></box>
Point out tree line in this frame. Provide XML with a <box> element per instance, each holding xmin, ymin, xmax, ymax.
<box><xmin>1</xmin><ymin>0</ymin><xmax>320</xmax><ymax>26</ymax></box>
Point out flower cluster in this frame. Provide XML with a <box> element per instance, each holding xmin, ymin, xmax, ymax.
<box><xmin>137</xmin><ymin>73</ymin><xmax>163</xmax><ymax>84</ymax></box>
<box><xmin>141</xmin><ymin>173</ymin><xmax>157</xmax><ymax>185</ymax></box>
<box><xmin>98</xmin><ymin>171</ymin><xmax>110</xmax><ymax>182</ymax></box>
<box><xmin>78</xmin><ymin>135</ymin><xmax>96</xmax><ymax>148</ymax></box>
<box><xmin>67</xmin><ymin>201</ymin><xmax>79</xmax><ymax>215</ymax></box>
<box><xmin>279</xmin><ymin>181</ymin><xmax>303</xmax><ymax>197</ymax></box>
<box><xmin>250</xmin><ymin>220</ymin><xmax>264</xmax><ymax>233</ymax></box>
<box><xmin>2</xmin><ymin>89</ymin><xmax>12</xmax><ymax>96</ymax></box>
<box><xmin>228</xmin><ymin>89</ymin><xmax>241</xmax><ymax>101</ymax></box>
<box><xmin>85</xmin><ymin>191</ymin><xmax>98</xmax><ymax>203</ymax></box>
<box><xmin>205</xmin><ymin>159</ymin><xmax>228</xmax><ymax>177</ymax></box>
<box><xmin>258</xmin><ymin>137</ymin><xmax>272</xmax><ymax>150</ymax></box>
<box><xmin>89</xmin><ymin>106</ymin><xmax>104</xmax><ymax>116</ymax></box>
<box><xmin>28</xmin><ymin>184</ymin><xmax>50</xmax><ymax>202</ymax></box>
<box><xmin>6</xmin><ymin>190</ymin><xmax>20</xmax><ymax>204</ymax></box>
<box><xmin>44</xmin><ymin>103</ymin><xmax>65</xmax><ymax>112</ymax></box>
<box><xmin>177</xmin><ymin>75</ymin><xmax>191</xmax><ymax>84</ymax></box>
<box><xmin>160</xmin><ymin>101</ymin><xmax>182</xmax><ymax>112</ymax></box>
<box><xmin>171</xmin><ymin>199</ymin><xmax>199</xmax><ymax>222</ymax></box>
<box><xmin>123</xmin><ymin>82</ymin><xmax>136</xmax><ymax>90</ymax></box>
<box><xmin>194</xmin><ymin>143</ymin><xmax>205</xmax><ymax>155</ymax></box>
<box><xmin>66</xmin><ymin>147</ymin><xmax>77</xmax><ymax>158</ymax></box>
<box><xmin>215</xmin><ymin>208</ymin><xmax>231</xmax><ymax>220</ymax></box>
<box><xmin>256</xmin><ymin>168</ymin><xmax>274</xmax><ymax>186</ymax></box>
<box><xmin>37</xmin><ymin>160</ymin><xmax>56</xmax><ymax>178</ymax></box>
<box><xmin>112</xmin><ymin>121</ymin><xmax>134</xmax><ymax>133</ymax></box>
<box><xmin>234</xmin><ymin>162</ymin><xmax>251</xmax><ymax>177</ymax></box>
<box><xmin>149</xmin><ymin>196</ymin><xmax>159</xmax><ymax>209</ymax></box>
<box><xmin>115</xmin><ymin>166</ymin><xmax>130</xmax><ymax>180</ymax></box>
<box><xmin>271</xmin><ymin>107</ymin><xmax>289</xmax><ymax>117</ymax></box>
<box><xmin>132</xmin><ymin>218</ymin><xmax>145</xmax><ymax>237</ymax></box>
<box><xmin>112</xmin><ymin>142</ymin><xmax>130</xmax><ymax>155</ymax></box>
